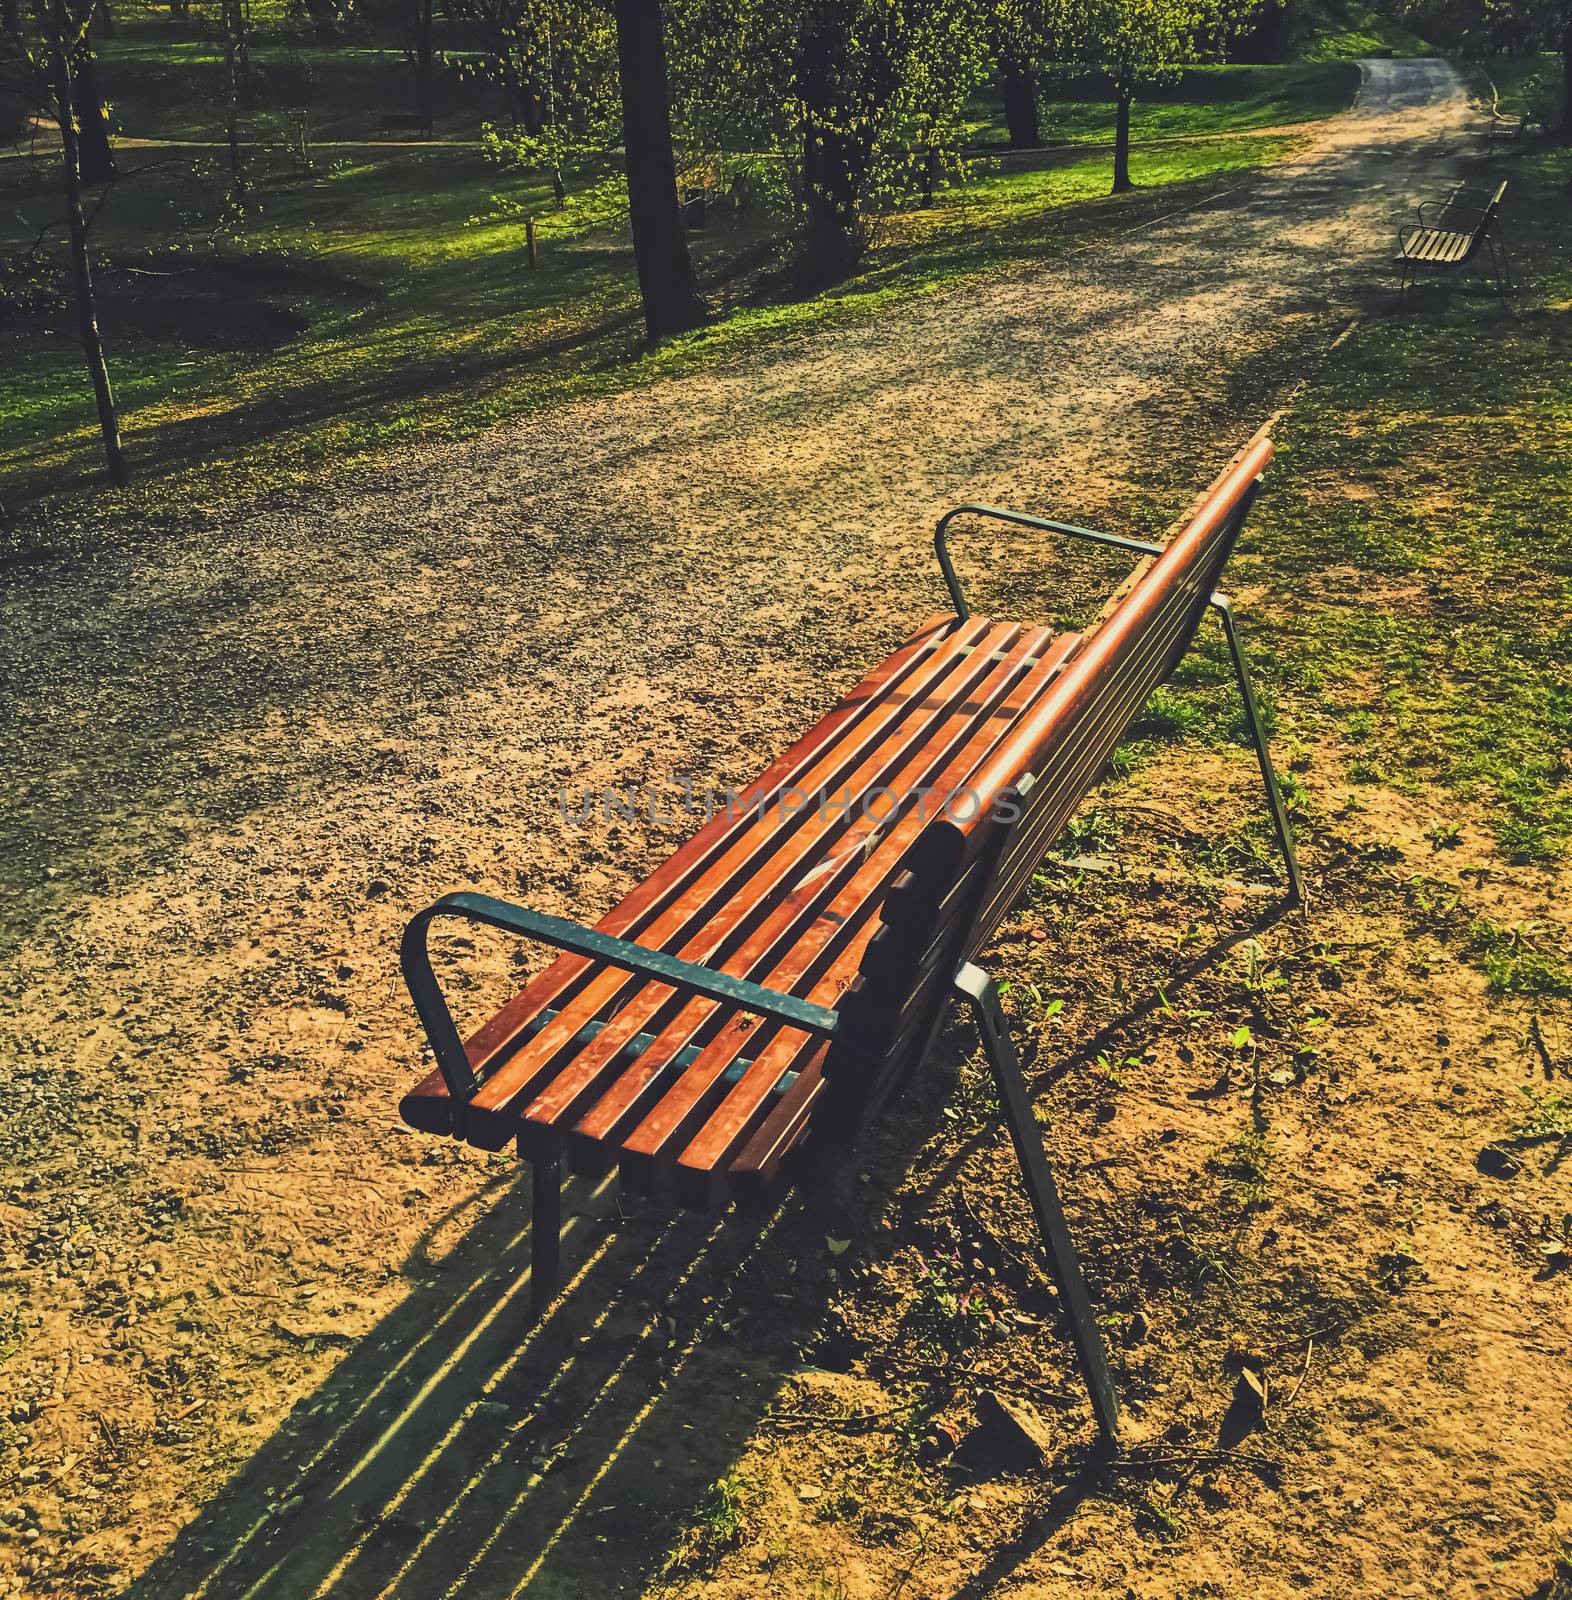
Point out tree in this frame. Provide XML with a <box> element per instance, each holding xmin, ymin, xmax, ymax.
<box><xmin>1053</xmin><ymin>0</ymin><xmax>1222</xmax><ymax>193</ymax></box>
<box><xmin>673</xmin><ymin>0</ymin><xmax>990</xmax><ymax>283</ymax></box>
<box><xmin>220</xmin><ymin>0</ymin><xmax>247</xmax><ymax>204</ymax></box>
<box><xmin>1488</xmin><ymin>0</ymin><xmax>1572</xmax><ymax>137</ymax></box>
<box><xmin>69</xmin><ymin>26</ymin><xmax>113</xmax><ymax>181</ymax></box>
<box><xmin>994</xmin><ymin>0</ymin><xmax>1049</xmax><ymax>147</ymax></box>
<box><xmin>1</xmin><ymin>0</ymin><xmax>129</xmax><ymax>485</ymax></box>
<box><xmin>456</xmin><ymin>0</ymin><xmax>594</xmax><ymax>127</ymax></box>
<box><xmin>405</xmin><ymin>0</ymin><xmax>435</xmax><ymax>132</ymax></box>
<box><xmin>1402</xmin><ymin>0</ymin><xmax>1572</xmax><ymax>136</ymax></box>
<box><xmin>612</xmin><ymin>0</ymin><xmax>705</xmax><ymax>342</ymax></box>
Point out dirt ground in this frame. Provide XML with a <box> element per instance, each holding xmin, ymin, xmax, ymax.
<box><xmin>3</xmin><ymin>56</ymin><xmax>1570</xmax><ymax>1600</ymax></box>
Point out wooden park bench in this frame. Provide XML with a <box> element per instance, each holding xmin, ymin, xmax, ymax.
<box><xmin>378</xmin><ymin>111</ymin><xmax>433</xmax><ymax>138</ymax></box>
<box><xmin>396</xmin><ymin>434</ymin><xmax>1302</xmax><ymax>1445</ymax></box>
<box><xmin>1472</xmin><ymin>111</ymin><xmax>1525</xmax><ymax>145</ymax></box>
<box><xmin>1395</xmin><ymin>180</ymin><xmax>1511</xmax><ymax>299</ymax></box>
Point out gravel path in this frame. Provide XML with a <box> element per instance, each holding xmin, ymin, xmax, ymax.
<box><xmin>0</xmin><ymin>57</ymin><xmax>1473</xmax><ymax>1598</ymax></box>
<box><xmin>4</xmin><ymin>59</ymin><xmax>1469</xmax><ymax>938</ymax></box>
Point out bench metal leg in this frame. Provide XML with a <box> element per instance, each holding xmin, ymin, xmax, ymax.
<box><xmin>952</xmin><ymin>962</ymin><xmax>1121</xmax><ymax>1448</ymax></box>
<box><xmin>1210</xmin><ymin>594</ymin><xmax>1304</xmax><ymax>905</ymax></box>
<box><xmin>529</xmin><ymin>1149</ymin><xmax>563</xmax><ymax>1321</ymax></box>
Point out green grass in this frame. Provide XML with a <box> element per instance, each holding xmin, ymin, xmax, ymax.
<box><xmin>0</xmin><ymin>106</ymin><xmax>1307</xmax><ymax>540</ymax></box>
<box><xmin>1297</xmin><ymin>0</ymin><xmax>1433</xmax><ymax>61</ymax></box>
<box><xmin>1231</xmin><ymin>144</ymin><xmax>1572</xmax><ymax>863</ymax></box>
<box><xmin>1469</xmin><ymin>52</ymin><xmax>1562</xmax><ymax>121</ymax></box>
<box><xmin>1467</xmin><ymin>922</ymin><xmax>1572</xmax><ymax>998</ymax></box>
<box><xmin>3</xmin><ymin>27</ymin><xmax>1352</xmax><ymax>537</ymax></box>
<box><xmin>973</xmin><ymin>62</ymin><xmax>1360</xmax><ymax>149</ymax></box>
<box><xmin>96</xmin><ymin>18</ymin><xmax>506</xmax><ymax>144</ymax></box>
<box><xmin>667</xmin><ymin>1473</ymin><xmax>751</xmax><ymax>1573</ymax></box>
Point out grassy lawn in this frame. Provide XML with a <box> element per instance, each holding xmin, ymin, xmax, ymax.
<box><xmin>96</xmin><ymin>35</ymin><xmax>508</xmax><ymax>144</ymax></box>
<box><xmin>1297</xmin><ymin>0</ymin><xmax>1434</xmax><ymax>60</ymax></box>
<box><xmin>1117</xmin><ymin>138</ymin><xmax>1572</xmax><ymax>866</ymax></box>
<box><xmin>1470</xmin><ymin>50</ymin><xmax>1562</xmax><ymax>117</ymax></box>
<box><xmin>973</xmin><ymin>61</ymin><xmax>1361</xmax><ymax>148</ymax></box>
<box><xmin>1</xmin><ymin>50</ymin><xmax>1343</xmax><ymax>549</ymax></box>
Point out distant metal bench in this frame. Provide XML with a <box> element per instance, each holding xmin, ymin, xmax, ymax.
<box><xmin>395</xmin><ymin>434</ymin><xmax>1301</xmax><ymax>1446</ymax></box>
<box><xmin>378</xmin><ymin>112</ymin><xmax>432</xmax><ymax>138</ymax></box>
<box><xmin>1395</xmin><ymin>180</ymin><xmax>1510</xmax><ymax>299</ymax></box>
<box><xmin>1471</xmin><ymin>111</ymin><xmax>1525</xmax><ymax>145</ymax></box>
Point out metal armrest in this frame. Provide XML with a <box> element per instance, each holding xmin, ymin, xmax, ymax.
<box><xmin>401</xmin><ymin>891</ymin><xmax>840</xmax><ymax>1101</ymax></box>
<box><xmin>933</xmin><ymin>503</ymin><xmax>1163</xmax><ymax>622</ymax></box>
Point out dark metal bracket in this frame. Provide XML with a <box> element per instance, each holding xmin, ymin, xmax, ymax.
<box><xmin>399</xmin><ymin>891</ymin><xmax>839</xmax><ymax>1102</ymax></box>
<box><xmin>952</xmin><ymin>960</ymin><xmax>1121</xmax><ymax>1446</ymax></box>
<box><xmin>1208</xmin><ymin>593</ymin><xmax>1304</xmax><ymax>906</ymax></box>
<box><xmin>932</xmin><ymin>497</ymin><xmax>1302</xmax><ymax>905</ymax></box>
<box><xmin>934</xmin><ymin>502</ymin><xmax>1164</xmax><ymax>623</ymax></box>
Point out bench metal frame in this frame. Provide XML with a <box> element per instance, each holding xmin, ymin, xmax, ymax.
<box><xmin>934</xmin><ymin>502</ymin><xmax>1303</xmax><ymax>908</ymax></box>
<box><xmin>399</xmin><ymin>486</ymin><xmax>1301</xmax><ymax>1450</ymax></box>
<box><xmin>1396</xmin><ymin>181</ymin><xmax>1511</xmax><ymax>301</ymax></box>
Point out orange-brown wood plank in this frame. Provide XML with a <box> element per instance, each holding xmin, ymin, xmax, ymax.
<box><xmin>398</xmin><ymin>618</ymin><xmax>954</xmax><ymax>1136</ymax></box>
<box><xmin>728</xmin><ymin>1055</ymin><xmax>827</xmax><ymax>1208</ymax></box>
<box><xmin>557</xmin><ymin>621</ymin><xmax>1040</xmax><ymax>1171</ymax></box>
<box><xmin>460</xmin><ymin>616</ymin><xmax>1001</xmax><ymax>1147</ymax></box>
<box><xmin>657</xmin><ymin>629</ymin><xmax>1089</xmax><ymax>1205</ymax></box>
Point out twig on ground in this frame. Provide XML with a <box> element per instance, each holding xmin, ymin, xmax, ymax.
<box><xmin>1277</xmin><ymin>1337</ymin><xmax>1315</xmax><ymax>1415</ymax></box>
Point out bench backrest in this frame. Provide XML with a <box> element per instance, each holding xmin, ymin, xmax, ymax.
<box><xmin>1465</xmin><ymin>182</ymin><xmax>1509</xmax><ymax>250</ymax></box>
<box><xmin>820</xmin><ymin>436</ymin><xmax>1274</xmax><ymax>1137</ymax></box>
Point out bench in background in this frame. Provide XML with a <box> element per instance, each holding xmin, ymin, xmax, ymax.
<box><xmin>1396</xmin><ymin>180</ymin><xmax>1510</xmax><ymax>299</ymax></box>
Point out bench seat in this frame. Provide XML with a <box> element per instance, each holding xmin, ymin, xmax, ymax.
<box><xmin>402</xmin><ymin>614</ymin><xmax>1085</xmax><ymax>1206</ymax></box>
<box><xmin>1396</xmin><ymin>226</ymin><xmax>1473</xmax><ymax>265</ymax></box>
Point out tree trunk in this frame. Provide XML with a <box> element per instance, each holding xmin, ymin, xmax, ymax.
<box><xmin>1562</xmin><ymin>0</ymin><xmax>1572</xmax><ymax>141</ymax></box>
<box><xmin>409</xmin><ymin>0</ymin><xmax>434</xmax><ymax>133</ymax></box>
<box><xmin>611</xmin><ymin>0</ymin><xmax>705</xmax><ymax>345</ymax></box>
<box><xmin>55</xmin><ymin>45</ymin><xmax>129</xmax><ymax>487</ymax></box>
<box><xmin>72</xmin><ymin>40</ymin><xmax>115</xmax><ymax>185</ymax></box>
<box><xmin>222</xmin><ymin>0</ymin><xmax>246</xmax><ymax>205</ymax></box>
<box><xmin>1112</xmin><ymin>89</ymin><xmax>1133</xmax><ymax>192</ymax></box>
<box><xmin>796</xmin><ymin>1</ymin><xmax>866</xmax><ymax>285</ymax></box>
<box><xmin>1000</xmin><ymin>58</ymin><xmax>1040</xmax><ymax>149</ymax></box>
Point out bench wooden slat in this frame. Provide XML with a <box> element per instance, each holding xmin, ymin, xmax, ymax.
<box><xmin>1396</xmin><ymin>183</ymin><xmax>1508</xmax><ymax>289</ymax></box>
<box><xmin>458</xmin><ymin>616</ymin><xmax>1001</xmax><ymax>1145</ymax></box>
<box><xmin>399</xmin><ymin>618</ymin><xmax>959</xmax><ymax>1134</ymax></box>
<box><xmin>659</xmin><ymin>628</ymin><xmax>1088</xmax><ymax>1203</ymax></box>
<box><xmin>728</xmin><ymin>1050</ymin><xmax>828</xmax><ymax>1205</ymax></box>
<box><xmin>564</xmin><ymin>623</ymin><xmax>1067</xmax><ymax>1178</ymax></box>
<box><xmin>494</xmin><ymin>617</ymin><xmax>1019</xmax><ymax>1155</ymax></box>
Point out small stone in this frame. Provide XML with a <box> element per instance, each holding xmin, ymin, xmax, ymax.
<box><xmin>973</xmin><ymin>1390</ymin><xmax>1055</xmax><ymax>1466</ymax></box>
<box><xmin>918</xmin><ymin>1420</ymin><xmax>964</xmax><ymax>1463</ymax></box>
<box><xmin>1476</xmin><ymin>1145</ymin><xmax>1522</xmax><ymax>1179</ymax></box>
